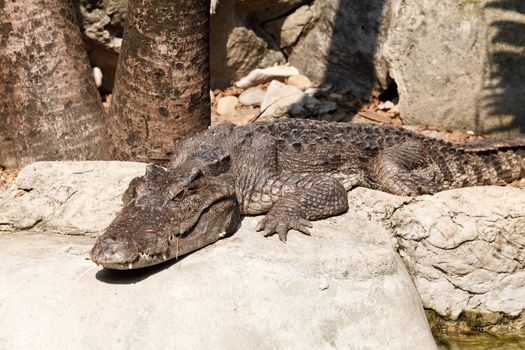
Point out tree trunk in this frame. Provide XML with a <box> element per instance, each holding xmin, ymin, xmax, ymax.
<box><xmin>0</xmin><ymin>0</ymin><xmax>110</xmax><ymax>169</ymax></box>
<box><xmin>107</xmin><ymin>0</ymin><xmax>211</xmax><ymax>163</ymax></box>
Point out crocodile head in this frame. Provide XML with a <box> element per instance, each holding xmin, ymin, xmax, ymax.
<box><xmin>90</xmin><ymin>163</ymin><xmax>240</xmax><ymax>270</ymax></box>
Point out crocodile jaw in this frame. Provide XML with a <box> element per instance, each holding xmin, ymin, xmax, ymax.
<box><xmin>90</xmin><ymin>165</ymin><xmax>240</xmax><ymax>270</ymax></box>
<box><xmin>90</xmin><ymin>198</ymin><xmax>240</xmax><ymax>270</ymax></box>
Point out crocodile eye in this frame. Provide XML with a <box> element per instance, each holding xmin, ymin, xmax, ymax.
<box><xmin>173</xmin><ymin>191</ymin><xmax>185</xmax><ymax>201</ymax></box>
<box><xmin>188</xmin><ymin>174</ymin><xmax>207</xmax><ymax>190</ymax></box>
<box><xmin>169</xmin><ymin>187</ymin><xmax>185</xmax><ymax>201</ymax></box>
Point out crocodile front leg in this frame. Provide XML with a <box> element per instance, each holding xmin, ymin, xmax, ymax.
<box><xmin>251</xmin><ymin>173</ymin><xmax>349</xmax><ymax>242</ymax></box>
<box><xmin>234</xmin><ymin>133</ymin><xmax>348</xmax><ymax>241</ymax></box>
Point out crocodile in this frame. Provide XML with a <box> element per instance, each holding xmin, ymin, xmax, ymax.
<box><xmin>90</xmin><ymin>119</ymin><xmax>525</xmax><ymax>269</ymax></box>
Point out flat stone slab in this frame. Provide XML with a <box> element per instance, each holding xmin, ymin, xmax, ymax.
<box><xmin>0</xmin><ymin>212</ymin><xmax>436</xmax><ymax>349</ymax></box>
<box><xmin>0</xmin><ymin>161</ymin><xmax>146</xmax><ymax>235</ymax></box>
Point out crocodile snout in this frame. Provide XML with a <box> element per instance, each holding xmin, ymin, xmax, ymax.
<box><xmin>90</xmin><ymin>234</ymin><xmax>140</xmax><ymax>269</ymax></box>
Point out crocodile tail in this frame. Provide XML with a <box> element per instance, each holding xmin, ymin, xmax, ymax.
<box><xmin>447</xmin><ymin>138</ymin><xmax>525</xmax><ymax>188</ymax></box>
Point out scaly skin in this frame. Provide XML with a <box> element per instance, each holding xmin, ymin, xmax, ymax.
<box><xmin>91</xmin><ymin>119</ymin><xmax>525</xmax><ymax>269</ymax></box>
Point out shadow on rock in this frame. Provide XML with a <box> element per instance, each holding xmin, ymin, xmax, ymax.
<box><xmin>290</xmin><ymin>0</ymin><xmax>390</xmax><ymax>122</ymax></box>
<box><xmin>483</xmin><ymin>0</ymin><xmax>525</xmax><ymax>133</ymax></box>
<box><xmin>94</xmin><ymin>257</ymin><xmax>183</xmax><ymax>284</ymax></box>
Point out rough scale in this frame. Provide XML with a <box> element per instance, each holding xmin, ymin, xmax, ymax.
<box><xmin>91</xmin><ymin>119</ymin><xmax>525</xmax><ymax>269</ymax></box>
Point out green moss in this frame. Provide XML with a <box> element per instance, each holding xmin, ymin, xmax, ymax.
<box><xmin>426</xmin><ymin>309</ymin><xmax>525</xmax><ymax>349</ymax></box>
<box><xmin>425</xmin><ymin>310</ymin><xmax>525</xmax><ymax>340</ymax></box>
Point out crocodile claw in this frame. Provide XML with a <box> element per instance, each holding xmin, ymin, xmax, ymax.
<box><xmin>256</xmin><ymin>215</ymin><xmax>312</xmax><ymax>242</ymax></box>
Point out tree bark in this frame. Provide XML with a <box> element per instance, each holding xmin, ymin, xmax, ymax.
<box><xmin>107</xmin><ymin>0</ymin><xmax>211</xmax><ymax>163</ymax></box>
<box><xmin>0</xmin><ymin>0</ymin><xmax>110</xmax><ymax>169</ymax></box>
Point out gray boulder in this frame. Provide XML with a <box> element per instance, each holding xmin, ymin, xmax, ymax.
<box><xmin>381</xmin><ymin>0</ymin><xmax>484</xmax><ymax>131</ymax></box>
<box><xmin>389</xmin><ymin>187</ymin><xmax>525</xmax><ymax>320</ymax></box>
<box><xmin>212</xmin><ymin>25</ymin><xmax>285</xmax><ymax>88</ymax></box>
<box><xmin>76</xmin><ymin>0</ymin><xmax>126</xmax><ymax>92</ymax></box>
<box><xmin>264</xmin><ymin>5</ymin><xmax>313</xmax><ymax>51</ymax></box>
<box><xmin>0</xmin><ymin>215</ymin><xmax>436</xmax><ymax>349</ymax></box>
<box><xmin>347</xmin><ymin>186</ymin><xmax>525</xmax><ymax>330</ymax></box>
<box><xmin>380</xmin><ymin>0</ymin><xmax>525</xmax><ymax>133</ymax></box>
<box><xmin>288</xmin><ymin>1</ymin><xmax>387</xmax><ymax>94</ymax></box>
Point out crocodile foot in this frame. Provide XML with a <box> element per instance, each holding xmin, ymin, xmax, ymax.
<box><xmin>256</xmin><ymin>213</ymin><xmax>312</xmax><ymax>242</ymax></box>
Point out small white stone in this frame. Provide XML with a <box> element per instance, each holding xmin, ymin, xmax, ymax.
<box><xmin>158</xmin><ymin>44</ymin><xmax>168</xmax><ymax>55</ymax></box>
<box><xmin>305</xmin><ymin>83</ymin><xmax>332</xmax><ymax>97</ymax></box>
<box><xmin>92</xmin><ymin>67</ymin><xmax>103</xmax><ymax>88</ymax></box>
<box><xmin>377</xmin><ymin>101</ymin><xmax>395</xmax><ymax>110</ymax></box>
<box><xmin>328</xmin><ymin>93</ymin><xmax>344</xmax><ymax>101</ymax></box>
<box><xmin>239</xmin><ymin>87</ymin><xmax>266</xmax><ymax>106</ymax></box>
<box><xmin>287</xmin><ymin>74</ymin><xmax>314</xmax><ymax>90</ymax></box>
<box><xmin>235</xmin><ymin>65</ymin><xmax>300</xmax><ymax>89</ymax></box>
<box><xmin>260</xmin><ymin>80</ymin><xmax>307</xmax><ymax>119</ymax></box>
<box><xmin>216</xmin><ymin>96</ymin><xmax>239</xmax><ymax>116</ymax></box>
<box><xmin>210</xmin><ymin>0</ymin><xmax>219</xmax><ymax>14</ymax></box>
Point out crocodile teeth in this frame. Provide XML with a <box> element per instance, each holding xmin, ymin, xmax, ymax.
<box><xmin>128</xmin><ymin>262</ymin><xmax>133</xmax><ymax>270</ymax></box>
<box><xmin>162</xmin><ymin>253</ymin><xmax>167</xmax><ymax>261</ymax></box>
<box><xmin>219</xmin><ymin>231</ymin><xmax>226</xmax><ymax>238</ymax></box>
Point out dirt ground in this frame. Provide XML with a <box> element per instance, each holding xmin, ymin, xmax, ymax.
<box><xmin>0</xmin><ymin>167</ymin><xmax>17</xmax><ymax>189</ymax></box>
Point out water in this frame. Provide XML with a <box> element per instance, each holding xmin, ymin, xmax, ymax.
<box><xmin>435</xmin><ymin>332</ymin><xmax>525</xmax><ymax>350</ymax></box>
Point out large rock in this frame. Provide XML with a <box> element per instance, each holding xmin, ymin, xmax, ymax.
<box><xmin>392</xmin><ymin>0</ymin><xmax>525</xmax><ymax>134</ymax></box>
<box><xmin>0</xmin><ymin>161</ymin><xmax>146</xmax><ymax>235</ymax></box>
<box><xmin>288</xmin><ymin>1</ymin><xmax>388</xmax><ymax>94</ymax></box>
<box><xmin>390</xmin><ymin>187</ymin><xmax>525</xmax><ymax>320</ymax></box>
<box><xmin>381</xmin><ymin>0</ymin><xmax>494</xmax><ymax>132</ymax></box>
<box><xmin>0</xmin><ymin>216</ymin><xmax>436</xmax><ymax>349</ymax></box>
<box><xmin>347</xmin><ymin>186</ymin><xmax>525</xmax><ymax>332</ymax></box>
<box><xmin>0</xmin><ymin>161</ymin><xmax>436</xmax><ymax>348</ymax></box>
<box><xmin>212</xmin><ymin>25</ymin><xmax>285</xmax><ymax>88</ymax></box>
<box><xmin>264</xmin><ymin>5</ymin><xmax>314</xmax><ymax>50</ymax></box>
<box><xmin>479</xmin><ymin>2</ymin><xmax>525</xmax><ymax>134</ymax></box>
